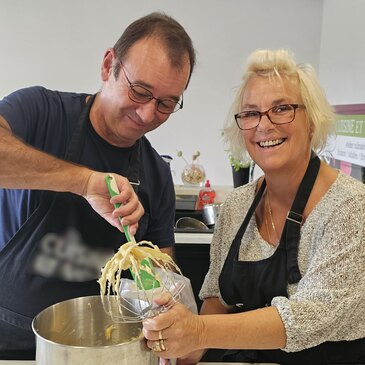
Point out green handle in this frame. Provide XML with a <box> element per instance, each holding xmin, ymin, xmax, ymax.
<box><xmin>105</xmin><ymin>174</ymin><xmax>132</xmax><ymax>241</ymax></box>
<box><xmin>105</xmin><ymin>174</ymin><xmax>159</xmax><ymax>290</ymax></box>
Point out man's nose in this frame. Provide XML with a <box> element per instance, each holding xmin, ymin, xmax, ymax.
<box><xmin>136</xmin><ymin>100</ymin><xmax>158</xmax><ymax>124</ymax></box>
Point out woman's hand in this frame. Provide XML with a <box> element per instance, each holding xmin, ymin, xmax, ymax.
<box><xmin>83</xmin><ymin>171</ymin><xmax>144</xmax><ymax>234</ymax></box>
<box><xmin>143</xmin><ymin>294</ymin><xmax>206</xmax><ymax>360</ymax></box>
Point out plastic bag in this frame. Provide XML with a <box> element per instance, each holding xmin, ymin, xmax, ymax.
<box><xmin>120</xmin><ymin>268</ymin><xmax>198</xmax><ymax>316</ymax></box>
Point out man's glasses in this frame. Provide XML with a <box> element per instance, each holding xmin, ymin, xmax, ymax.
<box><xmin>234</xmin><ymin>104</ymin><xmax>306</xmax><ymax>130</ymax></box>
<box><xmin>117</xmin><ymin>60</ymin><xmax>183</xmax><ymax>114</ymax></box>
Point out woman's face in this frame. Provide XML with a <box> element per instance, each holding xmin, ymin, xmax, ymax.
<box><xmin>241</xmin><ymin>76</ymin><xmax>311</xmax><ymax>175</ymax></box>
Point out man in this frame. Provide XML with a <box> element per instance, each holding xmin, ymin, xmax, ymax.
<box><xmin>0</xmin><ymin>12</ymin><xmax>196</xmax><ymax>359</ymax></box>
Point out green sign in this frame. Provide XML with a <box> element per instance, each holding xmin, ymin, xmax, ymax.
<box><xmin>336</xmin><ymin>114</ymin><xmax>365</xmax><ymax>138</ymax></box>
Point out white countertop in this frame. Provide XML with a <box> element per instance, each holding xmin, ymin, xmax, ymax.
<box><xmin>174</xmin><ymin>232</ymin><xmax>213</xmax><ymax>244</ymax></box>
<box><xmin>0</xmin><ymin>360</ymin><xmax>239</xmax><ymax>365</ymax></box>
<box><xmin>0</xmin><ymin>360</ymin><xmax>275</xmax><ymax>365</ymax></box>
<box><xmin>0</xmin><ymin>362</ymin><xmax>35</xmax><ymax>364</ymax></box>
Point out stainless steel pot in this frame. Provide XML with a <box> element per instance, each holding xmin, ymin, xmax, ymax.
<box><xmin>32</xmin><ymin>295</ymin><xmax>158</xmax><ymax>365</ymax></box>
<box><xmin>175</xmin><ymin>216</ymin><xmax>209</xmax><ymax>231</ymax></box>
<box><xmin>202</xmin><ymin>203</ymin><xmax>222</xmax><ymax>226</ymax></box>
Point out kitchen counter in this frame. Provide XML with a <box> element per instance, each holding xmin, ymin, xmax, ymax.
<box><xmin>175</xmin><ymin>232</ymin><xmax>213</xmax><ymax>244</ymax></box>
<box><xmin>0</xmin><ymin>360</ymin><xmax>230</xmax><ymax>365</ymax></box>
<box><xmin>0</xmin><ymin>360</ymin><xmax>275</xmax><ymax>365</ymax></box>
<box><xmin>174</xmin><ymin>184</ymin><xmax>233</xmax><ymax>205</ymax></box>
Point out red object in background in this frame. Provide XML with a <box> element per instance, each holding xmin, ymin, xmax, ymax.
<box><xmin>197</xmin><ymin>180</ymin><xmax>216</xmax><ymax>210</ymax></box>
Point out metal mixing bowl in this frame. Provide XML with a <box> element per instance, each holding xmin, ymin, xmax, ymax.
<box><xmin>32</xmin><ymin>295</ymin><xmax>158</xmax><ymax>365</ymax></box>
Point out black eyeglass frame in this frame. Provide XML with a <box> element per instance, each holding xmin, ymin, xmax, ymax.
<box><xmin>234</xmin><ymin>103</ymin><xmax>306</xmax><ymax>130</ymax></box>
<box><xmin>118</xmin><ymin>60</ymin><xmax>184</xmax><ymax>114</ymax></box>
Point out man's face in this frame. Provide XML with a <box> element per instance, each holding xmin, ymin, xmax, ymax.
<box><xmin>95</xmin><ymin>37</ymin><xmax>190</xmax><ymax>147</ymax></box>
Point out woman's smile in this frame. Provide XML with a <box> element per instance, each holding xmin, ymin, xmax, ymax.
<box><xmin>257</xmin><ymin>138</ymin><xmax>286</xmax><ymax>148</ymax></box>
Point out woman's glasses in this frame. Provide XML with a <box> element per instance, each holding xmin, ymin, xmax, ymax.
<box><xmin>235</xmin><ymin>104</ymin><xmax>306</xmax><ymax>130</ymax></box>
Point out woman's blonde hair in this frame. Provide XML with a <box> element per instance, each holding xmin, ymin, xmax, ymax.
<box><xmin>223</xmin><ymin>49</ymin><xmax>335</xmax><ymax>161</ymax></box>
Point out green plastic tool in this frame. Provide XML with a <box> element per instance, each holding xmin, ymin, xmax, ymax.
<box><xmin>105</xmin><ymin>174</ymin><xmax>160</xmax><ymax>290</ymax></box>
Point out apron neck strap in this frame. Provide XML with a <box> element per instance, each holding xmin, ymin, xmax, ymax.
<box><xmin>229</xmin><ymin>151</ymin><xmax>320</xmax><ymax>284</ymax></box>
<box><xmin>65</xmin><ymin>94</ymin><xmax>96</xmax><ymax>162</ymax></box>
<box><xmin>287</xmin><ymin>151</ymin><xmax>321</xmax><ymax>224</ymax></box>
<box><xmin>283</xmin><ymin>152</ymin><xmax>321</xmax><ymax>283</ymax></box>
<box><xmin>230</xmin><ymin>179</ymin><xmax>267</xmax><ymax>256</ymax></box>
<box><xmin>126</xmin><ymin>140</ymin><xmax>141</xmax><ymax>194</ymax></box>
<box><xmin>66</xmin><ymin>93</ymin><xmax>141</xmax><ymax>194</ymax></box>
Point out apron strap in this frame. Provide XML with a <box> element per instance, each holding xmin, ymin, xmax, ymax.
<box><xmin>41</xmin><ymin>93</ymin><xmax>141</xmax><ymax>200</ymax></box>
<box><xmin>228</xmin><ymin>152</ymin><xmax>320</xmax><ymax>283</ymax></box>
<box><xmin>283</xmin><ymin>153</ymin><xmax>321</xmax><ymax>283</ymax></box>
<box><xmin>231</xmin><ymin>179</ymin><xmax>267</xmax><ymax>258</ymax></box>
<box><xmin>66</xmin><ymin>93</ymin><xmax>141</xmax><ymax>194</ymax></box>
<box><xmin>126</xmin><ymin>140</ymin><xmax>141</xmax><ymax>194</ymax></box>
<box><xmin>65</xmin><ymin>94</ymin><xmax>96</xmax><ymax>162</ymax></box>
<box><xmin>40</xmin><ymin>94</ymin><xmax>94</xmax><ymax>205</ymax></box>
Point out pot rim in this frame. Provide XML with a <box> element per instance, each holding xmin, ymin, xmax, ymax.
<box><xmin>32</xmin><ymin>295</ymin><xmax>145</xmax><ymax>349</ymax></box>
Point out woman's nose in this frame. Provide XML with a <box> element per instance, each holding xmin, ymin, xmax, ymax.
<box><xmin>256</xmin><ymin>114</ymin><xmax>275</xmax><ymax>132</ymax></box>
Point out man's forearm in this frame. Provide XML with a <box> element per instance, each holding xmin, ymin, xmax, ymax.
<box><xmin>0</xmin><ymin>120</ymin><xmax>92</xmax><ymax>195</ymax></box>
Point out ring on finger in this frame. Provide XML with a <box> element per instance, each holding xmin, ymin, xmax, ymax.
<box><xmin>158</xmin><ymin>330</ymin><xmax>163</xmax><ymax>340</ymax></box>
<box><xmin>159</xmin><ymin>338</ymin><xmax>166</xmax><ymax>351</ymax></box>
<box><xmin>152</xmin><ymin>341</ymin><xmax>162</xmax><ymax>352</ymax></box>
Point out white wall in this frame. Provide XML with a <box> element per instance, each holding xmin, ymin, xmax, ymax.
<box><xmin>319</xmin><ymin>0</ymin><xmax>365</xmax><ymax>105</ymax></box>
<box><xmin>0</xmin><ymin>0</ymin><xmax>323</xmax><ymax>186</ymax></box>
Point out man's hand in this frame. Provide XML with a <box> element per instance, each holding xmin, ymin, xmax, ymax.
<box><xmin>83</xmin><ymin>171</ymin><xmax>144</xmax><ymax>234</ymax></box>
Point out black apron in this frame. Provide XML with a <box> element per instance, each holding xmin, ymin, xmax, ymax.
<box><xmin>218</xmin><ymin>154</ymin><xmax>365</xmax><ymax>364</ymax></box>
<box><xmin>0</xmin><ymin>94</ymin><xmax>141</xmax><ymax>360</ymax></box>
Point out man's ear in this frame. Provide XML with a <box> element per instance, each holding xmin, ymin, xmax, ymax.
<box><xmin>101</xmin><ymin>48</ymin><xmax>114</xmax><ymax>82</ymax></box>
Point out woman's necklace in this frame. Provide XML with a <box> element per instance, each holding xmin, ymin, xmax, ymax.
<box><xmin>265</xmin><ymin>191</ymin><xmax>280</xmax><ymax>246</ymax></box>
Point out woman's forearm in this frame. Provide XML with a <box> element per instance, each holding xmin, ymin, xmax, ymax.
<box><xmin>200</xmin><ymin>306</ymin><xmax>286</xmax><ymax>350</ymax></box>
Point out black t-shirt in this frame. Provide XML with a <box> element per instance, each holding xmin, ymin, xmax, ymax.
<box><xmin>0</xmin><ymin>86</ymin><xmax>175</xmax><ymax>250</ymax></box>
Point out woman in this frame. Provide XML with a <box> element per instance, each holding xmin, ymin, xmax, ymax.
<box><xmin>143</xmin><ymin>49</ymin><xmax>365</xmax><ymax>364</ymax></box>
